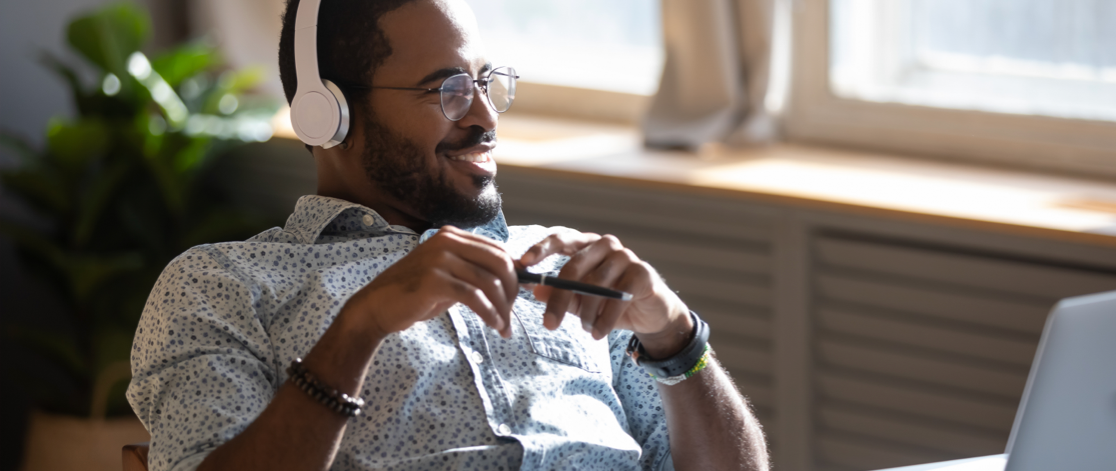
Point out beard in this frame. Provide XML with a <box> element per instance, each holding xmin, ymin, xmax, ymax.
<box><xmin>359</xmin><ymin>110</ymin><xmax>501</xmax><ymax>228</ymax></box>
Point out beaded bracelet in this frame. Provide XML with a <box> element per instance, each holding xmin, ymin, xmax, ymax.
<box><xmin>286</xmin><ymin>358</ymin><xmax>365</xmax><ymax>418</ymax></box>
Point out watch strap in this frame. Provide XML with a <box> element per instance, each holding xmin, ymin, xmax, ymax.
<box><xmin>626</xmin><ymin>310</ymin><xmax>710</xmax><ymax>379</ymax></box>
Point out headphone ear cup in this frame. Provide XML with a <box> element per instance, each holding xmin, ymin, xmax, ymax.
<box><xmin>290</xmin><ymin>79</ymin><xmax>350</xmax><ymax>148</ymax></box>
<box><xmin>321</xmin><ymin>79</ymin><xmax>350</xmax><ymax>148</ymax></box>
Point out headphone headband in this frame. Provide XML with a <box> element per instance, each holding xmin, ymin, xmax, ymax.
<box><xmin>290</xmin><ymin>0</ymin><xmax>349</xmax><ymax>148</ymax></box>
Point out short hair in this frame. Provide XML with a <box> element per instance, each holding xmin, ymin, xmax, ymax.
<box><xmin>278</xmin><ymin>0</ymin><xmax>416</xmax><ymax>107</ymax></box>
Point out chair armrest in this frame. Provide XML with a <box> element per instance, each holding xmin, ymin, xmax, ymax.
<box><xmin>122</xmin><ymin>442</ymin><xmax>150</xmax><ymax>471</ymax></box>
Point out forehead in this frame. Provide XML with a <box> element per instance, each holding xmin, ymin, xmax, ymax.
<box><xmin>375</xmin><ymin>0</ymin><xmax>487</xmax><ymax>81</ymax></box>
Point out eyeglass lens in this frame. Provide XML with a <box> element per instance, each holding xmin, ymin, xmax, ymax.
<box><xmin>439</xmin><ymin>67</ymin><xmax>517</xmax><ymax>121</ymax></box>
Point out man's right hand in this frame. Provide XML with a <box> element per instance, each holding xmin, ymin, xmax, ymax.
<box><xmin>340</xmin><ymin>225</ymin><xmax>519</xmax><ymax>339</ymax></box>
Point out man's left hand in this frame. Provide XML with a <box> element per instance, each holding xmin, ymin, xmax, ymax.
<box><xmin>520</xmin><ymin>231</ymin><xmax>694</xmax><ymax>358</ymax></box>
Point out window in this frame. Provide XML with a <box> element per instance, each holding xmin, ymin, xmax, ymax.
<box><xmin>786</xmin><ymin>0</ymin><xmax>1116</xmax><ymax>177</ymax></box>
<box><xmin>463</xmin><ymin>0</ymin><xmax>663</xmax><ymax>96</ymax></box>
<box><xmin>830</xmin><ymin>0</ymin><xmax>1116</xmax><ymax>123</ymax></box>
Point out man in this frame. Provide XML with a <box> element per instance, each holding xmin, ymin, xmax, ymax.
<box><xmin>126</xmin><ymin>0</ymin><xmax>768</xmax><ymax>469</ymax></box>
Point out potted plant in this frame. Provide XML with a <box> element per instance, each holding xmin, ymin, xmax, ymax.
<box><xmin>0</xmin><ymin>3</ymin><xmax>280</xmax><ymax>470</ymax></box>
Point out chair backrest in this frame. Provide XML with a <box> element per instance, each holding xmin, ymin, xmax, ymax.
<box><xmin>122</xmin><ymin>442</ymin><xmax>149</xmax><ymax>471</ymax></box>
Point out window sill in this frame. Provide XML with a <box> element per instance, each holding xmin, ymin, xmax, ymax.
<box><xmin>494</xmin><ymin>114</ymin><xmax>1116</xmax><ymax>248</ymax></box>
<box><xmin>272</xmin><ymin>110</ymin><xmax>1116</xmax><ymax>248</ymax></box>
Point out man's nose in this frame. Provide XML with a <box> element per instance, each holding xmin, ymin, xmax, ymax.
<box><xmin>457</xmin><ymin>84</ymin><xmax>499</xmax><ymax>131</ymax></box>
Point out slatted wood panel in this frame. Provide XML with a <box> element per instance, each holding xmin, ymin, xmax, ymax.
<box><xmin>811</xmin><ymin>233</ymin><xmax>1116</xmax><ymax>471</ymax></box>
<box><xmin>496</xmin><ymin>168</ymin><xmax>780</xmax><ymax>440</ymax></box>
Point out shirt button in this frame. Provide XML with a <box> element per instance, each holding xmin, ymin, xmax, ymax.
<box><xmin>497</xmin><ymin>424</ymin><xmax>511</xmax><ymax>435</ymax></box>
<box><xmin>361</xmin><ymin>215</ymin><xmax>375</xmax><ymax>226</ymax></box>
<box><xmin>471</xmin><ymin>351</ymin><xmax>484</xmax><ymax>364</ymax></box>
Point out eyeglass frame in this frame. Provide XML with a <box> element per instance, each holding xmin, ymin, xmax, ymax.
<box><xmin>338</xmin><ymin>66</ymin><xmax>518</xmax><ymax>122</ymax></box>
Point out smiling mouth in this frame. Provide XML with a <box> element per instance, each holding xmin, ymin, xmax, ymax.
<box><xmin>447</xmin><ymin>150</ymin><xmax>492</xmax><ymax>163</ymax></box>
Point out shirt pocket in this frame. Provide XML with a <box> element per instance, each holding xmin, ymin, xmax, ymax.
<box><xmin>513</xmin><ymin>298</ymin><xmax>602</xmax><ymax>374</ymax></box>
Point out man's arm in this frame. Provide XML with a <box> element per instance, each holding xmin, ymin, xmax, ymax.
<box><xmin>196</xmin><ymin>305</ymin><xmax>382</xmax><ymax>471</ymax></box>
<box><xmin>195</xmin><ymin>227</ymin><xmax>520</xmax><ymax>471</ymax></box>
<box><xmin>642</xmin><ymin>311</ymin><xmax>769</xmax><ymax>470</ymax></box>
<box><xmin>660</xmin><ymin>359</ymin><xmax>769</xmax><ymax>470</ymax></box>
<box><xmin>522</xmin><ymin>233</ymin><xmax>769</xmax><ymax>471</ymax></box>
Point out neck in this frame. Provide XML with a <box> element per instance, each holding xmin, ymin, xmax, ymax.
<box><xmin>316</xmin><ymin>174</ymin><xmax>433</xmax><ymax>234</ymax></box>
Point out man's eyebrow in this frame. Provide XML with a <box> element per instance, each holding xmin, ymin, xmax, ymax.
<box><xmin>417</xmin><ymin>63</ymin><xmax>496</xmax><ymax>86</ymax></box>
<box><xmin>418</xmin><ymin>67</ymin><xmax>467</xmax><ymax>86</ymax></box>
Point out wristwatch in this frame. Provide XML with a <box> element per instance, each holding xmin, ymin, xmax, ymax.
<box><xmin>625</xmin><ymin>310</ymin><xmax>711</xmax><ymax>383</ymax></box>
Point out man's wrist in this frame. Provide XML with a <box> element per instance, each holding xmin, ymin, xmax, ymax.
<box><xmin>335</xmin><ymin>289</ymin><xmax>391</xmax><ymax>342</ymax></box>
<box><xmin>299</xmin><ymin>297</ymin><xmax>387</xmax><ymax>396</ymax></box>
<box><xmin>634</xmin><ymin>302</ymin><xmax>695</xmax><ymax>360</ymax></box>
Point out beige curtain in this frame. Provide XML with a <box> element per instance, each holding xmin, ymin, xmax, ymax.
<box><xmin>642</xmin><ymin>0</ymin><xmax>778</xmax><ymax>149</ymax></box>
<box><xmin>191</xmin><ymin>0</ymin><xmax>287</xmax><ymax>99</ymax></box>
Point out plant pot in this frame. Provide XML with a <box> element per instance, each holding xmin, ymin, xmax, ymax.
<box><xmin>20</xmin><ymin>410</ymin><xmax>149</xmax><ymax>471</ymax></box>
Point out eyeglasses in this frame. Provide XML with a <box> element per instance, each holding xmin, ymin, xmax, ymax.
<box><xmin>367</xmin><ymin>66</ymin><xmax>518</xmax><ymax>121</ymax></box>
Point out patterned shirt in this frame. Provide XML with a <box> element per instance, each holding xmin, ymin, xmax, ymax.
<box><xmin>127</xmin><ymin>195</ymin><xmax>674</xmax><ymax>471</ymax></box>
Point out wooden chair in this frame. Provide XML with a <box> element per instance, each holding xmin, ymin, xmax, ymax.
<box><xmin>122</xmin><ymin>442</ymin><xmax>149</xmax><ymax>471</ymax></box>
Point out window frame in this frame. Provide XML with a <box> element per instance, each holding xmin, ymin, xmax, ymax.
<box><xmin>511</xmin><ymin>81</ymin><xmax>649</xmax><ymax>124</ymax></box>
<box><xmin>783</xmin><ymin>0</ymin><xmax>1116</xmax><ymax>178</ymax></box>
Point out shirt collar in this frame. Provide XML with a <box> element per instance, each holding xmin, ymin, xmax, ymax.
<box><xmin>284</xmin><ymin>195</ymin><xmax>509</xmax><ymax>244</ymax></box>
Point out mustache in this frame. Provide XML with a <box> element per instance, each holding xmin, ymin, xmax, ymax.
<box><xmin>435</xmin><ymin>126</ymin><xmax>497</xmax><ymax>154</ymax></box>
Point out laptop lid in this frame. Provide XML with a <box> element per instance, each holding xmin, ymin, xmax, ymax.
<box><xmin>1004</xmin><ymin>290</ymin><xmax>1116</xmax><ymax>471</ymax></box>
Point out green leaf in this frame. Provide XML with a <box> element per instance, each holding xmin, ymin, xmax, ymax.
<box><xmin>202</xmin><ymin>68</ymin><xmax>266</xmax><ymax>114</ymax></box>
<box><xmin>65</xmin><ymin>252</ymin><xmax>145</xmax><ymax>304</ymax></box>
<box><xmin>152</xmin><ymin>41</ymin><xmax>221</xmax><ymax>87</ymax></box>
<box><xmin>38</xmin><ymin>50</ymin><xmax>89</xmax><ymax>108</ymax></box>
<box><xmin>46</xmin><ymin>118</ymin><xmax>111</xmax><ymax>173</ymax></box>
<box><xmin>66</xmin><ymin>3</ymin><xmax>151</xmax><ymax>78</ymax></box>
<box><xmin>73</xmin><ymin>160</ymin><xmax>131</xmax><ymax>247</ymax></box>
<box><xmin>0</xmin><ymin>167</ymin><xmax>71</xmax><ymax>215</ymax></box>
<box><xmin>173</xmin><ymin>135</ymin><xmax>211</xmax><ymax>173</ymax></box>
<box><xmin>142</xmin><ymin>134</ymin><xmax>199</xmax><ymax>214</ymax></box>
<box><xmin>0</xmin><ymin>130</ymin><xmax>42</xmax><ymax>166</ymax></box>
<box><xmin>218</xmin><ymin>66</ymin><xmax>265</xmax><ymax>94</ymax></box>
<box><xmin>93</xmin><ymin>327</ymin><xmax>136</xmax><ymax>374</ymax></box>
<box><xmin>0</xmin><ymin>220</ymin><xmax>67</xmax><ymax>271</ymax></box>
<box><xmin>116</xmin><ymin>197</ymin><xmax>169</xmax><ymax>255</ymax></box>
<box><xmin>3</xmin><ymin>325</ymin><xmax>87</xmax><ymax>377</ymax></box>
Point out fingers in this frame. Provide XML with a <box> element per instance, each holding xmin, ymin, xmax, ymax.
<box><xmin>441</xmin><ymin>272</ymin><xmax>507</xmax><ymax>336</ymax></box>
<box><xmin>442</xmin><ymin>253</ymin><xmax>514</xmax><ymax>337</ymax></box>
<box><xmin>425</xmin><ymin>227</ymin><xmax>517</xmax><ymax>338</ymax></box>
<box><xmin>536</xmin><ymin>284</ymin><xmax>582</xmax><ymax>330</ymax></box>
<box><xmin>577</xmin><ymin>248</ymin><xmax>640</xmax><ymax>338</ymax></box>
<box><xmin>439</xmin><ymin>227</ymin><xmax>519</xmax><ymax>306</ymax></box>
<box><xmin>521</xmin><ymin>230</ymin><xmax>607</xmax><ymax>330</ymax></box>
<box><xmin>546</xmin><ymin>234</ymin><xmax>625</xmax><ymax>331</ymax></box>
<box><xmin>520</xmin><ymin>231</ymin><xmax>602</xmax><ymax>266</ymax></box>
<box><xmin>589</xmin><ymin>263</ymin><xmax>646</xmax><ymax>339</ymax></box>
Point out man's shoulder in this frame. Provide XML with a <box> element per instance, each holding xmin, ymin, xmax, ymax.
<box><xmin>158</xmin><ymin>226</ymin><xmax>300</xmax><ymax>285</ymax></box>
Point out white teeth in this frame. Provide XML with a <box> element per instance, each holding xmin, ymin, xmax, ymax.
<box><xmin>448</xmin><ymin>151</ymin><xmax>491</xmax><ymax>163</ymax></box>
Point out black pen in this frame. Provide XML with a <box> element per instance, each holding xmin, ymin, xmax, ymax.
<box><xmin>516</xmin><ymin>270</ymin><xmax>633</xmax><ymax>301</ymax></box>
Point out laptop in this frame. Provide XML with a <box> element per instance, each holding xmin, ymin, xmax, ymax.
<box><xmin>878</xmin><ymin>290</ymin><xmax>1116</xmax><ymax>471</ymax></box>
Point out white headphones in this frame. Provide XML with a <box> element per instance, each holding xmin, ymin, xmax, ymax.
<box><xmin>290</xmin><ymin>0</ymin><xmax>350</xmax><ymax>148</ymax></box>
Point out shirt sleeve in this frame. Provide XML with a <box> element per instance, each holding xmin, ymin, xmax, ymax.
<box><xmin>609</xmin><ymin>329</ymin><xmax>676</xmax><ymax>471</ymax></box>
<box><xmin>126</xmin><ymin>246</ymin><xmax>279</xmax><ymax>471</ymax></box>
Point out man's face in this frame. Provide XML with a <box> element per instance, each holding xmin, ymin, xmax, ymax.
<box><xmin>361</xmin><ymin>0</ymin><xmax>501</xmax><ymax>228</ymax></box>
